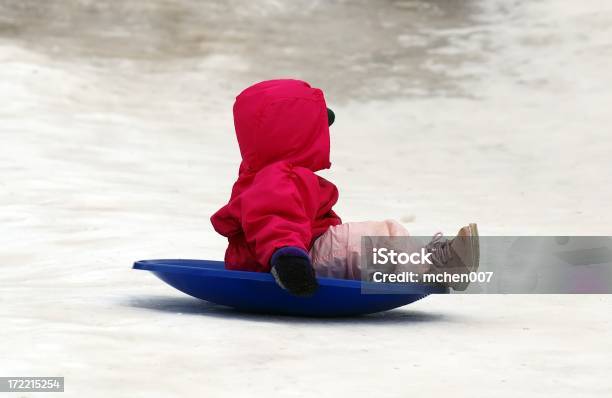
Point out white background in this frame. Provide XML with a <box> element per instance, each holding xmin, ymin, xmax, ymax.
<box><xmin>1</xmin><ymin>0</ymin><xmax>611</xmax><ymax>396</ymax></box>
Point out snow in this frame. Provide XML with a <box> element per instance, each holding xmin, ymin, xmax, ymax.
<box><xmin>1</xmin><ymin>0</ymin><xmax>611</xmax><ymax>396</ymax></box>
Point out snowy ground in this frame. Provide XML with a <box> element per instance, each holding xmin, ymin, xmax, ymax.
<box><xmin>1</xmin><ymin>0</ymin><xmax>611</xmax><ymax>396</ymax></box>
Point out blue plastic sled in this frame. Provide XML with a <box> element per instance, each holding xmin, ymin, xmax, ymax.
<box><xmin>133</xmin><ymin>259</ymin><xmax>447</xmax><ymax>317</ymax></box>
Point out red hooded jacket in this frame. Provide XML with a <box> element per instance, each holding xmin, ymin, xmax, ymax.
<box><xmin>211</xmin><ymin>79</ymin><xmax>342</xmax><ymax>272</ymax></box>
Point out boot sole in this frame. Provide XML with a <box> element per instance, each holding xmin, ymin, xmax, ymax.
<box><xmin>468</xmin><ymin>223</ymin><xmax>480</xmax><ymax>273</ymax></box>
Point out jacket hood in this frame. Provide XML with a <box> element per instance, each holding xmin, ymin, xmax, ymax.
<box><xmin>233</xmin><ymin>79</ymin><xmax>331</xmax><ymax>173</ymax></box>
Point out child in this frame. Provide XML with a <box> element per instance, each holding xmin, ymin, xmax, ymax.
<box><xmin>211</xmin><ymin>79</ymin><xmax>479</xmax><ymax>296</ymax></box>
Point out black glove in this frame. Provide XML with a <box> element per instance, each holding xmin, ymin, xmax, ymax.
<box><xmin>270</xmin><ymin>247</ymin><xmax>318</xmax><ymax>297</ymax></box>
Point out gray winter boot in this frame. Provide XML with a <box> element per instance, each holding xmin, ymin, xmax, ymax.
<box><xmin>425</xmin><ymin>223</ymin><xmax>480</xmax><ymax>291</ymax></box>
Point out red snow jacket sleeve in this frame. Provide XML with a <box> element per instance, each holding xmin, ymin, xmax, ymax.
<box><xmin>239</xmin><ymin>161</ymin><xmax>320</xmax><ymax>267</ymax></box>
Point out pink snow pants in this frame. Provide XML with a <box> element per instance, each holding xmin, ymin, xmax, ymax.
<box><xmin>309</xmin><ymin>220</ymin><xmax>423</xmax><ymax>280</ymax></box>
